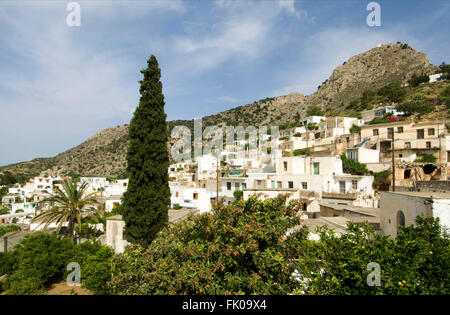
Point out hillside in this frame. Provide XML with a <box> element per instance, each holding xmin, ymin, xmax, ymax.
<box><xmin>0</xmin><ymin>43</ymin><xmax>446</xmax><ymax>177</ymax></box>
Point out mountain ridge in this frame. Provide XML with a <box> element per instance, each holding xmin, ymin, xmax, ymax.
<box><xmin>0</xmin><ymin>42</ymin><xmax>442</xmax><ymax>177</ymax></box>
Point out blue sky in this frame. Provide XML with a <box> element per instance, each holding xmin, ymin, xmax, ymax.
<box><xmin>0</xmin><ymin>0</ymin><xmax>449</xmax><ymax>166</ymax></box>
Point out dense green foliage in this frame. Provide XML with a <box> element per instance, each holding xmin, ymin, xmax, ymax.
<box><xmin>107</xmin><ymin>195</ymin><xmax>449</xmax><ymax>295</ymax></box>
<box><xmin>0</xmin><ymin>171</ymin><xmax>33</xmax><ymax>186</ymax></box>
<box><xmin>121</xmin><ymin>55</ymin><xmax>170</xmax><ymax>247</ymax></box>
<box><xmin>408</xmin><ymin>73</ymin><xmax>429</xmax><ymax>87</ymax></box>
<box><xmin>293</xmin><ymin>217</ymin><xmax>450</xmax><ymax>294</ymax></box>
<box><xmin>293</xmin><ymin>148</ymin><xmax>311</xmax><ymax>156</ymax></box>
<box><xmin>377</xmin><ymin>81</ymin><xmax>407</xmax><ymax>103</ymax></box>
<box><xmin>396</xmin><ymin>100</ymin><xmax>435</xmax><ymax>116</ymax></box>
<box><xmin>1</xmin><ymin>232</ymin><xmax>114</xmax><ymax>295</ymax></box>
<box><xmin>350</xmin><ymin>124</ymin><xmax>361</xmax><ymax>134</ymax></box>
<box><xmin>2</xmin><ymin>232</ymin><xmax>75</xmax><ymax>294</ymax></box>
<box><xmin>414</xmin><ymin>153</ymin><xmax>437</xmax><ymax>163</ymax></box>
<box><xmin>340</xmin><ymin>153</ymin><xmax>369</xmax><ymax>175</ymax></box>
<box><xmin>0</xmin><ymin>225</ymin><xmax>21</xmax><ymax>237</ymax></box>
<box><xmin>233</xmin><ymin>190</ymin><xmax>243</xmax><ymax>201</ymax></box>
<box><xmin>0</xmin><ymin>186</ymin><xmax>9</xmax><ymax>200</ymax></box>
<box><xmin>306</xmin><ymin>105</ymin><xmax>324</xmax><ymax>117</ymax></box>
<box><xmin>108</xmin><ymin>196</ymin><xmax>306</xmax><ymax>294</ymax></box>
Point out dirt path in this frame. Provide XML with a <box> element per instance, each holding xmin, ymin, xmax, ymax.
<box><xmin>45</xmin><ymin>281</ymin><xmax>92</xmax><ymax>295</ymax></box>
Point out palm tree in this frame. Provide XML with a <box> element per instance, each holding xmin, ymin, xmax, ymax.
<box><xmin>31</xmin><ymin>178</ymin><xmax>102</xmax><ymax>241</ymax></box>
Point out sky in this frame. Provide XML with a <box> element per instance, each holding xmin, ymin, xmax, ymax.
<box><xmin>0</xmin><ymin>0</ymin><xmax>449</xmax><ymax>166</ymax></box>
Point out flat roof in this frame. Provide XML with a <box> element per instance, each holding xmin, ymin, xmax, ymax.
<box><xmin>382</xmin><ymin>191</ymin><xmax>450</xmax><ymax>199</ymax></box>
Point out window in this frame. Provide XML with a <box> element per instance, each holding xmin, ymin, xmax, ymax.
<box><xmin>428</xmin><ymin>128</ymin><xmax>435</xmax><ymax>136</ymax></box>
<box><xmin>417</xmin><ymin>129</ymin><xmax>424</xmax><ymax>139</ymax></box>
<box><xmin>283</xmin><ymin>161</ymin><xmax>288</xmax><ymax>171</ymax></box>
<box><xmin>302</xmin><ymin>182</ymin><xmax>307</xmax><ymax>190</ymax></box>
<box><xmin>352</xmin><ymin>180</ymin><xmax>357</xmax><ymax>190</ymax></box>
<box><xmin>242</xmin><ymin>183</ymin><xmax>247</xmax><ymax>189</ymax></box>
<box><xmin>313</xmin><ymin>162</ymin><xmax>320</xmax><ymax>175</ymax></box>
<box><xmin>257</xmin><ymin>180</ymin><xmax>262</xmax><ymax>185</ymax></box>
<box><xmin>193</xmin><ymin>193</ymin><xmax>198</xmax><ymax>200</ymax></box>
<box><xmin>175</xmin><ymin>192</ymin><xmax>179</xmax><ymax>197</ymax></box>
<box><xmin>277</xmin><ymin>181</ymin><xmax>282</xmax><ymax>188</ymax></box>
<box><xmin>339</xmin><ymin>181</ymin><xmax>346</xmax><ymax>194</ymax></box>
<box><xmin>373</xmin><ymin>129</ymin><xmax>379</xmax><ymax>136</ymax></box>
<box><xmin>235</xmin><ymin>182</ymin><xmax>240</xmax><ymax>189</ymax></box>
<box><xmin>346</xmin><ymin>137</ymin><xmax>350</xmax><ymax>143</ymax></box>
<box><xmin>397</xmin><ymin>127</ymin><xmax>403</xmax><ymax>133</ymax></box>
<box><xmin>387</xmin><ymin>128</ymin><xmax>394</xmax><ymax>139</ymax></box>
<box><xmin>404</xmin><ymin>169</ymin><xmax>411</xmax><ymax>179</ymax></box>
<box><xmin>227</xmin><ymin>182</ymin><xmax>232</xmax><ymax>190</ymax></box>
<box><xmin>405</xmin><ymin>142</ymin><xmax>411</xmax><ymax>149</ymax></box>
<box><xmin>426</xmin><ymin>141</ymin><xmax>431</xmax><ymax>149</ymax></box>
<box><xmin>288</xmin><ymin>181</ymin><xmax>294</xmax><ymax>188</ymax></box>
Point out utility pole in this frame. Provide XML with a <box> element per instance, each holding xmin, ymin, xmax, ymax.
<box><xmin>391</xmin><ymin>129</ymin><xmax>395</xmax><ymax>192</ymax></box>
<box><xmin>216</xmin><ymin>154</ymin><xmax>220</xmax><ymax>204</ymax></box>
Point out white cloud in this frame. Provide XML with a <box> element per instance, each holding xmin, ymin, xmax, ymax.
<box><xmin>278</xmin><ymin>0</ymin><xmax>308</xmax><ymax>20</ymax></box>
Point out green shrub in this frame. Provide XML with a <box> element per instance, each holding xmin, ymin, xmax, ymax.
<box><xmin>340</xmin><ymin>154</ymin><xmax>368</xmax><ymax>175</ymax></box>
<box><xmin>415</xmin><ymin>154</ymin><xmax>437</xmax><ymax>163</ymax></box>
<box><xmin>0</xmin><ymin>225</ymin><xmax>21</xmax><ymax>237</ymax></box>
<box><xmin>306</xmin><ymin>105</ymin><xmax>324</xmax><ymax>117</ymax></box>
<box><xmin>408</xmin><ymin>73</ymin><xmax>429</xmax><ymax>87</ymax></box>
<box><xmin>3</xmin><ymin>234</ymin><xmax>114</xmax><ymax>295</ymax></box>
<box><xmin>293</xmin><ymin>148</ymin><xmax>310</xmax><ymax>156</ymax></box>
<box><xmin>108</xmin><ymin>196</ymin><xmax>307</xmax><ymax>295</ymax></box>
<box><xmin>3</xmin><ymin>269</ymin><xmax>45</xmax><ymax>295</ymax></box>
<box><xmin>350</xmin><ymin>124</ymin><xmax>361</xmax><ymax>134</ymax></box>
<box><xmin>293</xmin><ymin>217</ymin><xmax>450</xmax><ymax>294</ymax></box>
<box><xmin>377</xmin><ymin>81</ymin><xmax>407</xmax><ymax>103</ymax></box>
<box><xmin>396</xmin><ymin>100</ymin><xmax>434</xmax><ymax>116</ymax></box>
<box><xmin>172</xmin><ymin>203</ymin><xmax>182</xmax><ymax>210</ymax></box>
<box><xmin>73</xmin><ymin>241</ymin><xmax>114</xmax><ymax>295</ymax></box>
<box><xmin>9</xmin><ymin>232</ymin><xmax>75</xmax><ymax>283</ymax></box>
<box><xmin>0</xmin><ymin>252</ymin><xmax>16</xmax><ymax>276</ymax></box>
<box><xmin>233</xmin><ymin>190</ymin><xmax>243</xmax><ymax>201</ymax></box>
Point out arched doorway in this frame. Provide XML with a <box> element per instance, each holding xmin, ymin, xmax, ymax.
<box><xmin>397</xmin><ymin>210</ymin><xmax>405</xmax><ymax>234</ymax></box>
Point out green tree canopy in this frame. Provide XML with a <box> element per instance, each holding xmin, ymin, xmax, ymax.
<box><xmin>306</xmin><ymin>105</ymin><xmax>324</xmax><ymax>117</ymax></box>
<box><xmin>109</xmin><ymin>196</ymin><xmax>306</xmax><ymax>295</ymax></box>
<box><xmin>377</xmin><ymin>80</ymin><xmax>407</xmax><ymax>103</ymax></box>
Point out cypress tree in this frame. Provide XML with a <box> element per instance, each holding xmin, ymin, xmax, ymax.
<box><xmin>121</xmin><ymin>55</ymin><xmax>170</xmax><ymax>247</ymax></box>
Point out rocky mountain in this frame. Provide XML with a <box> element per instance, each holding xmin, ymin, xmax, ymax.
<box><xmin>306</xmin><ymin>42</ymin><xmax>438</xmax><ymax>113</ymax></box>
<box><xmin>0</xmin><ymin>43</ymin><xmax>443</xmax><ymax>177</ymax></box>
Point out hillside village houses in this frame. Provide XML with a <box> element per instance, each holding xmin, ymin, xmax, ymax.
<box><xmin>1</xmin><ymin>108</ymin><xmax>450</xmax><ymax>241</ymax></box>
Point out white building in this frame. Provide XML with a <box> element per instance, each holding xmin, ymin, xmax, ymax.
<box><xmin>346</xmin><ymin>147</ymin><xmax>380</xmax><ymax>164</ymax></box>
<box><xmin>104</xmin><ymin>179</ymin><xmax>128</xmax><ymax>197</ymax></box>
<box><xmin>361</xmin><ymin>106</ymin><xmax>404</xmax><ymax>123</ymax></box>
<box><xmin>429</xmin><ymin>73</ymin><xmax>443</xmax><ymax>83</ymax></box>
<box><xmin>299</xmin><ymin>116</ymin><xmax>326</xmax><ymax>126</ymax></box>
<box><xmin>169</xmin><ymin>182</ymin><xmax>212</xmax><ymax>213</ymax></box>
<box><xmin>379</xmin><ymin>191</ymin><xmax>450</xmax><ymax>238</ymax></box>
